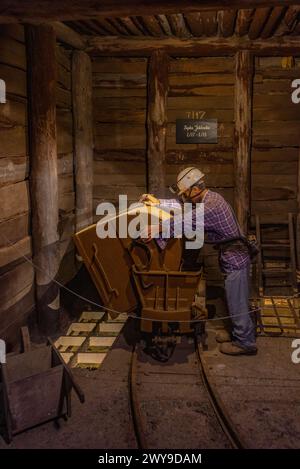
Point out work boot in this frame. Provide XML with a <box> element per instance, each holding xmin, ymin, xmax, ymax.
<box><xmin>219</xmin><ymin>342</ymin><xmax>257</xmax><ymax>356</ymax></box>
<box><xmin>215</xmin><ymin>329</ymin><xmax>231</xmax><ymax>343</ymax></box>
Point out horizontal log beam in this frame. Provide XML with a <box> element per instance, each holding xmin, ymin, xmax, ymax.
<box><xmin>86</xmin><ymin>35</ymin><xmax>300</xmax><ymax>56</ymax></box>
<box><xmin>52</xmin><ymin>22</ymin><xmax>86</xmax><ymax>49</ymax></box>
<box><xmin>0</xmin><ymin>1</ymin><xmax>300</xmax><ymax>23</ymax></box>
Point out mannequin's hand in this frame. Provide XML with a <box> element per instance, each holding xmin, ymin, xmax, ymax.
<box><xmin>139</xmin><ymin>193</ymin><xmax>160</xmax><ymax>205</ymax></box>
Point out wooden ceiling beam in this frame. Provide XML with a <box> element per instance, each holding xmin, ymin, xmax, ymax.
<box><xmin>167</xmin><ymin>13</ymin><xmax>191</xmax><ymax>37</ymax></box>
<box><xmin>184</xmin><ymin>13</ymin><xmax>204</xmax><ymax>36</ymax></box>
<box><xmin>94</xmin><ymin>17</ymin><xmax>123</xmax><ymax>35</ymax></box>
<box><xmin>248</xmin><ymin>7</ymin><xmax>272</xmax><ymax>39</ymax></box>
<box><xmin>260</xmin><ymin>6</ymin><xmax>287</xmax><ymax>38</ymax></box>
<box><xmin>85</xmin><ymin>34</ymin><xmax>300</xmax><ymax>56</ymax></box>
<box><xmin>1</xmin><ymin>1</ymin><xmax>300</xmax><ymax>23</ymax></box>
<box><xmin>106</xmin><ymin>17</ymin><xmax>130</xmax><ymax>35</ymax></box>
<box><xmin>202</xmin><ymin>12</ymin><xmax>218</xmax><ymax>36</ymax></box>
<box><xmin>52</xmin><ymin>21</ymin><xmax>86</xmax><ymax>48</ymax></box>
<box><xmin>235</xmin><ymin>9</ymin><xmax>254</xmax><ymax>36</ymax></box>
<box><xmin>137</xmin><ymin>16</ymin><xmax>164</xmax><ymax>36</ymax></box>
<box><xmin>217</xmin><ymin>9</ymin><xmax>237</xmax><ymax>37</ymax></box>
<box><xmin>118</xmin><ymin>17</ymin><xmax>145</xmax><ymax>35</ymax></box>
<box><xmin>156</xmin><ymin>15</ymin><xmax>173</xmax><ymax>36</ymax></box>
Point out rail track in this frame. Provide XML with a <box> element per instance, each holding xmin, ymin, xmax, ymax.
<box><xmin>129</xmin><ymin>335</ymin><xmax>246</xmax><ymax>449</ymax></box>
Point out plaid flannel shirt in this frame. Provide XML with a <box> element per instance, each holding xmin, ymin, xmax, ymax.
<box><xmin>157</xmin><ymin>190</ymin><xmax>250</xmax><ymax>273</ymax></box>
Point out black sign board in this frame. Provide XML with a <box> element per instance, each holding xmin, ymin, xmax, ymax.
<box><xmin>176</xmin><ymin>119</ymin><xmax>218</xmax><ymax>144</ymax></box>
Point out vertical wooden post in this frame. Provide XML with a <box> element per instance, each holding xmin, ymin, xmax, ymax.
<box><xmin>72</xmin><ymin>51</ymin><xmax>94</xmax><ymax>232</ymax></box>
<box><xmin>296</xmin><ymin>147</ymin><xmax>300</xmax><ymax>269</ymax></box>
<box><xmin>234</xmin><ymin>50</ymin><xmax>253</xmax><ymax>233</ymax></box>
<box><xmin>27</xmin><ymin>25</ymin><xmax>60</xmax><ymax>334</ymax></box>
<box><xmin>147</xmin><ymin>50</ymin><xmax>169</xmax><ymax>198</ymax></box>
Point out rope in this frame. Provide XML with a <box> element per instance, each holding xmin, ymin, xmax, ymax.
<box><xmin>2</xmin><ymin>233</ymin><xmax>298</xmax><ymax>325</ymax></box>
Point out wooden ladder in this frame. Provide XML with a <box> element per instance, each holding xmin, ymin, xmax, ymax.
<box><xmin>255</xmin><ymin>213</ymin><xmax>298</xmax><ymax>297</ymax></box>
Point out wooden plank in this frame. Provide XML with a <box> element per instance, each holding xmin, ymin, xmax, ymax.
<box><xmin>170</xmin><ymin>57</ymin><xmax>234</xmax><ymax>74</ymax></box>
<box><xmin>59</xmin><ymin>192</ymin><xmax>75</xmax><ymax>213</ymax></box>
<box><xmin>58</xmin><ymin>152</ymin><xmax>74</xmax><ymax>176</ymax></box>
<box><xmin>93</xmin><ymin>72</ymin><xmax>146</xmax><ymax>88</ymax></box>
<box><xmin>86</xmin><ymin>35</ymin><xmax>300</xmax><ymax>57</ymax></box>
<box><xmin>52</xmin><ymin>21</ymin><xmax>85</xmax><ymax>49</ymax></box>
<box><xmin>94</xmin><ymin>149</ymin><xmax>146</xmax><ymax>162</ymax></box>
<box><xmin>56</xmin><ymin>45</ymin><xmax>71</xmax><ymax>71</ymax></box>
<box><xmin>169</xmin><ymin>73</ymin><xmax>234</xmax><ymax>85</ymax></box>
<box><xmin>0</xmin><ymin>181</ymin><xmax>29</xmax><ymax>222</ymax></box>
<box><xmin>0</xmin><ymin>213</ymin><xmax>29</xmax><ymax>249</ymax></box>
<box><xmin>168</xmin><ymin>108</ymin><xmax>233</xmax><ymax>123</ymax></box>
<box><xmin>0</xmin><ymin>35</ymin><xmax>26</xmax><ymax>69</ymax></box>
<box><xmin>252</xmin><ymin>148</ymin><xmax>299</xmax><ymax>162</ymax></box>
<box><xmin>235</xmin><ymin>9</ymin><xmax>254</xmax><ymax>36</ymax></box>
<box><xmin>147</xmin><ymin>50</ymin><xmax>169</xmax><ymax>197</ymax></box>
<box><xmin>0</xmin><ymin>64</ymin><xmax>26</xmax><ymax>97</ymax></box>
<box><xmin>118</xmin><ymin>17</ymin><xmax>144</xmax><ymax>35</ymax></box>
<box><xmin>57</xmin><ymin>110</ymin><xmax>73</xmax><ymax>153</ymax></box>
<box><xmin>0</xmin><ymin>155</ymin><xmax>28</xmax><ymax>186</ymax></box>
<box><xmin>201</xmin><ymin>11</ymin><xmax>218</xmax><ymax>36</ymax></box>
<box><xmin>56</xmin><ymin>86</ymin><xmax>72</xmax><ymax>108</ymax></box>
<box><xmin>167</xmin><ymin>13</ymin><xmax>191</xmax><ymax>37</ymax></box>
<box><xmin>169</xmin><ymin>84</ymin><xmax>233</xmax><ymax>97</ymax></box>
<box><xmin>217</xmin><ymin>9</ymin><xmax>237</xmax><ymax>37</ymax></box>
<box><xmin>0</xmin><ymin>261</ymin><xmax>34</xmax><ymax>314</ymax></box>
<box><xmin>93</xmin><ymin>87</ymin><xmax>146</xmax><ymax>98</ymax></box>
<box><xmin>58</xmin><ymin>174</ymin><xmax>74</xmax><ymax>195</ymax></box>
<box><xmin>0</xmin><ymin>126</ymin><xmax>27</xmax><ymax>158</ymax></box>
<box><xmin>252</xmin><ymin>162</ymin><xmax>298</xmax><ymax>175</ymax></box>
<box><xmin>94</xmin><ymin>108</ymin><xmax>146</xmax><ymax>124</ymax></box>
<box><xmin>27</xmin><ymin>24</ymin><xmax>60</xmax><ymax>334</ymax></box>
<box><xmin>94</xmin><ymin>124</ymin><xmax>146</xmax><ymax>149</ymax></box>
<box><xmin>260</xmin><ymin>6</ymin><xmax>286</xmax><ymax>38</ymax></box>
<box><xmin>0</xmin><ymin>24</ymin><xmax>25</xmax><ymax>42</ymax></box>
<box><xmin>92</xmin><ymin>57</ymin><xmax>147</xmax><ymax>74</ymax></box>
<box><xmin>140</xmin><ymin>16</ymin><xmax>164</xmax><ymax>37</ymax></box>
<box><xmin>251</xmin><ymin>186</ymin><xmax>296</xmax><ymax>200</ymax></box>
<box><xmin>0</xmin><ymin>288</ymin><xmax>35</xmax><ymax>347</ymax></box>
<box><xmin>0</xmin><ymin>236</ymin><xmax>31</xmax><ymax>268</ymax></box>
<box><xmin>184</xmin><ymin>13</ymin><xmax>204</xmax><ymax>37</ymax></box>
<box><xmin>93</xmin><ymin>96</ymin><xmax>146</xmax><ymax>110</ymax></box>
<box><xmin>252</xmin><ymin>199</ymin><xmax>298</xmax><ymax>214</ymax></box>
<box><xmin>1</xmin><ymin>1</ymin><xmax>300</xmax><ymax>23</ymax></box>
<box><xmin>94</xmin><ymin>160</ymin><xmax>146</xmax><ymax>175</ymax></box>
<box><xmin>168</xmin><ymin>95</ymin><xmax>234</xmax><ymax>110</ymax></box>
<box><xmin>0</xmin><ymin>99</ymin><xmax>26</xmax><ymax>127</ymax></box>
<box><xmin>57</xmin><ymin>63</ymin><xmax>71</xmax><ymax>91</ymax></box>
<box><xmin>72</xmin><ymin>50</ymin><xmax>94</xmax><ymax>232</ymax></box>
<box><xmin>248</xmin><ymin>7</ymin><xmax>272</xmax><ymax>39</ymax></box>
<box><xmin>166</xmin><ymin>149</ymin><xmax>233</xmax><ymax>163</ymax></box>
<box><xmin>234</xmin><ymin>50</ymin><xmax>253</xmax><ymax>232</ymax></box>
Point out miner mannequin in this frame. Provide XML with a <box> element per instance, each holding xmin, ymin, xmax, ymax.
<box><xmin>140</xmin><ymin>166</ymin><xmax>257</xmax><ymax>356</ymax></box>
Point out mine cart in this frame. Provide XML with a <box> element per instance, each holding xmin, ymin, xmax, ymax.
<box><xmin>0</xmin><ymin>338</ymin><xmax>85</xmax><ymax>443</ymax></box>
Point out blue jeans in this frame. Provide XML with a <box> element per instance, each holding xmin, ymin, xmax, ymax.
<box><xmin>224</xmin><ymin>266</ymin><xmax>256</xmax><ymax>348</ymax></box>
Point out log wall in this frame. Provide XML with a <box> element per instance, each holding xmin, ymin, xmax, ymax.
<box><xmin>252</xmin><ymin>56</ymin><xmax>300</xmax><ymax>225</ymax></box>
<box><xmin>92</xmin><ymin>57</ymin><xmax>148</xmax><ymax>213</ymax></box>
<box><xmin>92</xmin><ymin>54</ymin><xmax>300</xmax><ymax>285</ymax></box>
<box><xmin>0</xmin><ymin>26</ymin><xmax>77</xmax><ymax>346</ymax></box>
<box><xmin>0</xmin><ymin>25</ymin><xmax>34</xmax><ymax>347</ymax></box>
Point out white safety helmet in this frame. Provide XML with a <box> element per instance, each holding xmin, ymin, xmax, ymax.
<box><xmin>172</xmin><ymin>167</ymin><xmax>205</xmax><ymax>196</ymax></box>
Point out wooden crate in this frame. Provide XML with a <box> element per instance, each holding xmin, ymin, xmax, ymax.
<box><xmin>0</xmin><ymin>341</ymin><xmax>85</xmax><ymax>443</ymax></box>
